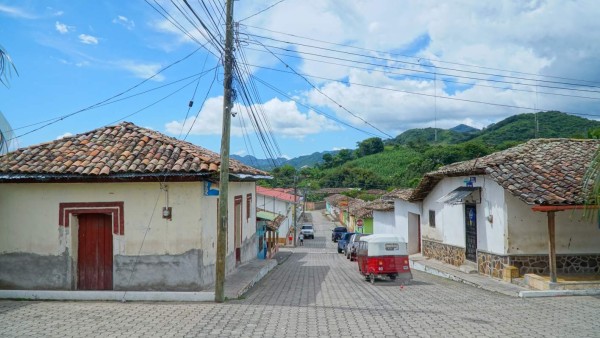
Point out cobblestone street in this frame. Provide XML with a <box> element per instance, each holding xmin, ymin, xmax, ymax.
<box><xmin>1</xmin><ymin>211</ymin><xmax>599</xmax><ymax>337</ymax></box>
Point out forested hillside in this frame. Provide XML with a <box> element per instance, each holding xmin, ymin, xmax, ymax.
<box><xmin>261</xmin><ymin>111</ymin><xmax>600</xmax><ymax>192</ymax></box>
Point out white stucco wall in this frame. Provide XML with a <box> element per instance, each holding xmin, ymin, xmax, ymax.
<box><xmin>506</xmin><ymin>192</ymin><xmax>600</xmax><ymax>254</ymax></box>
<box><xmin>421</xmin><ymin>175</ymin><xmax>508</xmax><ymax>255</ymax></box>
<box><xmin>256</xmin><ymin>194</ymin><xmax>293</xmax><ymax>236</ymax></box>
<box><xmin>373</xmin><ymin>210</ymin><xmax>395</xmax><ymax>234</ymax></box>
<box><xmin>393</xmin><ymin>200</ymin><xmax>422</xmax><ymax>249</ymax></box>
<box><xmin>0</xmin><ymin>180</ymin><xmax>256</xmax><ymax>264</ymax></box>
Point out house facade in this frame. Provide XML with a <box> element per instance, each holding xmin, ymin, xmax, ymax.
<box><xmin>412</xmin><ymin>139</ymin><xmax>600</xmax><ymax>278</ymax></box>
<box><xmin>0</xmin><ymin>122</ymin><xmax>267</xmax><ymax>291</ymax></box>
<box><xmin>256</xmin><ymin>186</ymin><xmax>298</xmax><ymax>245</ymax></box>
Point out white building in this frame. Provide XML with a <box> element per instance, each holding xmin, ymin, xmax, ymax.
<box><xmin>411</xmin><ymin>139</ymin><xmax>600</xmax><ymax>280</ymax></box>
<box><xmin>0</xmin><ymin>122</ymin><xmax>267</xmax><ymax>291</ymax></box>
<box><xmin>256</xmin><ymin>187</ymin><xmax>298</xmax><ymax>245</ymax></box>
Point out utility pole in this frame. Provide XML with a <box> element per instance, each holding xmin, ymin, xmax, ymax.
<box><xmin>215</xmin><ymin>0</ymin><xmax>234</xmax><ymax>303</ymax></box>
<box><xmin>293</xmin><ymin>175</ymin><xmax>298</xmax><ymax>247</ymax></box>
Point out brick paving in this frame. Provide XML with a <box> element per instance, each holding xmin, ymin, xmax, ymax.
<box><xmin>0</xmin><ymin>210</ymin><xmax>599</xmax><ymax>337</ymax></box>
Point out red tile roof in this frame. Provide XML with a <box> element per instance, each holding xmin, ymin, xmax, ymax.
<box><xmin>256</xmin><ymin>186</ymin><xmax>299</xmax><ymax>203</ymax></box>
<box><xmin>0</xmin><ymin>122</ymin><xmax>267</xmax><ymax>181</ymax></box>
<box><xmin>412</xmin><ymin>139</ymin><xmax>600</xmax><ymax>206</ymax></box>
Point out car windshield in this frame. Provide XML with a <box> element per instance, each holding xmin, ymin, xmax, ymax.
<box><xmin>302</xmin><ymin>225</ymin><xmax>312</xmax><ymax>230</ymax></box>
<box><xmin>334</xmin><ymin>227</ymin><xmax>347</xmax><ymax>232</ymax></box>
<box><xmin>343</xmin><ymin>233</ymin><xmax>354</xmax><ymax>240</ymax></box>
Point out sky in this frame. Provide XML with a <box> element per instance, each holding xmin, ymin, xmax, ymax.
<box><xmin>1</xmin><ymin>0</ymin><xmax>600</xmax><ymax>160</ymax></box>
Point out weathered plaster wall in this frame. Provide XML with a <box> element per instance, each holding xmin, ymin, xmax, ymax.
<box><xmin>506</xmin><ymin>192</ymin><xmax>600</xmax><ymax>254</ymax></box>
<box><xmin>0</xmin><ymin>180</ymin><xmax>257</xmax><ymax>290</ymax></box>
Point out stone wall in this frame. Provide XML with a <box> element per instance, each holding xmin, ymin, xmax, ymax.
<box><xmin>422</xmin><ymin>239</ymin><xmax>465</xmax><ymax>267</ymax></box>
<box><xmin>477</xmin><ymin>251</ymin><xmax>509</xmax><ymax>279</ymax></box>
<box><xmin>509</xmin><ymin>254</ymin><xmax>600</xmax><ymax>276</ymax></box>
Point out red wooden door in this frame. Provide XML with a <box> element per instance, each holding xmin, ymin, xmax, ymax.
<box><xmin>77</xmin><ymin>213</ymin><xmax>113</xmax><ymax>290</ymax></box>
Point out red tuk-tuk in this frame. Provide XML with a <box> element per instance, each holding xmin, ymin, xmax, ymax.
<box><xmin>356</xmin><ymin>234</ymin><xmax>412</xmax><ymax>284</ymax></box>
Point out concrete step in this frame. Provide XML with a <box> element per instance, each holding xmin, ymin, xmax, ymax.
<box><xmin>459</xmin><ymin>263</ymin><xmax>478</xmax><ymax>274</ymax></box>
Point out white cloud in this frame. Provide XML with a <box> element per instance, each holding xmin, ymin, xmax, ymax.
<box><xmin>234</xmin><ymin>1</ymin><xmax>600</xmax><ymax>135</ymax></box>
<box><xmin>117</xmin><ymin>61</ymin><xmax>165</xmax><ymax>81</ymax></box>
<box><xmin>0</xmin><ymin>4</ymin><xmax>36</xmax><ymax>19</ymax></box>
<box><xmin>56</xmin><ymin>132</ymin><xmax>73</xmax><ymax>140</ymax></box>
<box><xmin>55</xmin><ymin>21</ymin><xmax>71</xmax><ymax>34</ymax></box>
<box><xmin>113</xmin><ymin>15</ymin><xmax>135</xmax><ymax>30</ymax></box>
<box><xmin>165</xmin><ymin>96</ymin><xmax>341</xmax><ymax>138</ymax></box>
<box><xmin>78</xmin><ymin>34</ymin><xmax>98</xmax><ymax>45</ymax></box>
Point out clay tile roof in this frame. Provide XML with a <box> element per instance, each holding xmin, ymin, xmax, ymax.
<box><xmin>365</xmin><ymin>199</ymin><xmax>394</xmax><ymax>211</ymax></box>
<box><xmin>412</xmin><ymin>139</ymin><xmax>600</xmax><ymax>206</ymax></box>
<box><xmin>383</xmin><ymin>188</ymin><xmax>414</xmax><ymax>201</ymax></box>
<box><xmin>324</xmin><ymin>194</ymin><xmax>348</xmax><ymax>205</ymax></box>
<box><xmin>0</xmin><ymin>122</ymin><xmax>267</xmax><ymax>180</ymax></box>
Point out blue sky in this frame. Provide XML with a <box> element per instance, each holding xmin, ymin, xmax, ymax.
<box><xmin>2</xmin><ymin>1</ymin><xmax>600</xmax><ymax>160</ymax></box>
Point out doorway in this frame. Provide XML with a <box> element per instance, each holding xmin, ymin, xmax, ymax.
<box><xmin>464</xmin><ymin>204</ymin><xmax>477</xmax><ymax>262</ymax></box>
<box><xmin>77</xmin><ymin>213</ymin><xmax>113</xmax><ymax>290</ymax></box>
<box><xmin>234</xmin><ymin>195</ymin><xmax>242</xmax><ymax>264</ymax></box>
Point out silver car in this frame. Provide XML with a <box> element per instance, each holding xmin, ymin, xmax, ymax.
<box><xmin>300</xmin><ymin>224</ymin><xmax>315</xmax><ymax>239</ymax></box>
<box><xmin>346</xmin><ymin>233</ymin><xmax>367</xmax><ymax>261</ymax></box>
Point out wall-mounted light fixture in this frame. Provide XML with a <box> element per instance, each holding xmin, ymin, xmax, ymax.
<box><xmin>162</xmin><ymin>207</ymin><xmax>172</xmax><ymax>220</ymax></box>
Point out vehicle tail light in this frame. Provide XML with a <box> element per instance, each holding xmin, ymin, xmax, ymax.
<box><xmin>378</xmin><ymin>260</ymin><xmax>383</xmax><ymax>266</ymax></box>
<box><xmin>404</xmin><ymin>259</ymin><xmax>408</xmax><ymax>264</ymax></box>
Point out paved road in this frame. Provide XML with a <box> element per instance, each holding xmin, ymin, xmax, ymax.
<box><xmin>1</xmin><ymin>210</ymin><xmax>599</xmax><ymax>337</ymax></box>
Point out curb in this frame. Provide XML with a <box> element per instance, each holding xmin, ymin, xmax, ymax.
<box><xmin>519</xmin><ymin>289</ymin><xmax>600</xmax><ymax>298</ymax></box>
<box><xmin>410</xmin><ymin>259</ymin><xmax>519</xmax><ymax>297</ymax></box>
<box><xmin>0</xmin><ymin>290</ymin><xmax>215</xmax><ymax>302</ymax></box>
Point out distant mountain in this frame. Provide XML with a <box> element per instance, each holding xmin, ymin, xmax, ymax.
<box><xmin>232</xmin><ymin>150</ymin><xmax>337</xmax><ymax>170</ymax></box>
<box><xmin>450</xmin><ymin>124</ymin><xmax>479</xmax><ymax>133</ymax></box>
<box><xmin>230</xmin><ymin>155</ymin><xmax>286</xmax><ymax>171</ymax></box>
<box><xmin>471</xmin><ymin>111</ymin><xmax>600</xmax><ymax>145</ymax></box>
<box><xmin>388</xmin><ymin>111</ymin><xmax>600</xmax><ymax>147</ymax></box>
<box><xmin>387</xmin><ymin>127</ymin><xmax>471</xmax><ymax>145</ymax></box>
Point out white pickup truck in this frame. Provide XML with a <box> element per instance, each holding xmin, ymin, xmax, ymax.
<box><xmin>300</xmin><ymin>224</ymin><xmax>315</xmax><ymax>239</ymax></box>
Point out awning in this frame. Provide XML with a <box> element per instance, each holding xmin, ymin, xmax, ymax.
<box><xmin>257</xmin><ymin>211</ymin><xmax>279</xmax><ymax>221</ymax></box>
<box><xmin>437</xmin><ymin>187</ymin><xmax>481</xmax><ymax>205</ymax></box>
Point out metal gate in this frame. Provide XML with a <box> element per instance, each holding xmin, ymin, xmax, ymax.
<box><xmin>464</xmin><ymin>204</ymin><xmax>477</xmax><ymax>262</ymax></box>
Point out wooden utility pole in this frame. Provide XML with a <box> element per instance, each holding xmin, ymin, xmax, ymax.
<box><xmin>215</xmin><ymin>0</ymin><xmax>234</xmax><ymax>303</ymax></box>
<box><xmin>293</xmin><ymin>175</ymin><xmax>298</xmax><ymax>247</ymax></box>
<box><xmin>547</xmin><ymin>211</ymin><xmax>557</xmax><ymax>283</ymax></box>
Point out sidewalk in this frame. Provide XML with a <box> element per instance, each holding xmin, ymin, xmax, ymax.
<box><xmin>212</xmin><ymin>250</ymin><xmax>293</xmax><ymax>300</ymax></box>
<box><xmin>410</xmin><ymin>254</ymin><xmax>600</xmax><ymax>298</ymax></box>
<box><xmin>0</xmin><ymin>253</ymin><xmax>290</xmax><ymax>303</ymax></box>
<box><xmin>409</xmin><ymin>254</ymin><xmax>528</xmax><ymax>297</ymax></box>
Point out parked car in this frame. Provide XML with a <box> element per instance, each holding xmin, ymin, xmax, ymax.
<box><xmin>300</xmin><ymin>224</ymin><xmax>315</xmax><ymax>239</ymax></box>
<box><xmin>346</xmin><ymin>233</ymin><xmax>367</xmax><ymax>261</ymax></box>
<box><xmin>331</xmin><ymin>226</ymin><xmax>347</xmax><ymax>242</ymax></box>
<box><xmin>337</xmin><ymin>232</ymin><xmax>355</xmax><ymax>254</ymax></box>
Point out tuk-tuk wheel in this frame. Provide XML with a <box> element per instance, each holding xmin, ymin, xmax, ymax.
<box><xmin>389</xmin><ymin>274</ymin><xmax>397</xmax><ymax>281</ymax></box>
<box><xmin>369</xmin><ymin>273</ymin><xmax>375</xmax><ymax>284</ymax></box>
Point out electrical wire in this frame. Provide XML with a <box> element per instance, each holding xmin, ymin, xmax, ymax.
<box><xmin>240</xmin><ymin>23</ymin><xmax>600</xmax><ymax>86</ymax></box>
<box><xmin>239</xmin><ymin>0</ymin><xmax>287</xmax><ymax>22</ymax></box>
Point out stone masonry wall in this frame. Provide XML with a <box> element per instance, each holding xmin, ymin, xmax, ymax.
<box><xmin>422</xmin><ymin>239</ymin><xmax>465</xmax><ymax>267</ymax></box>
<box><xmin>477</xmin><ymin>251</ymin><xmax>509</xmax><ymax>279</ymax></box>
<box><xmin>509</xmin><ymin>254</ymin><xmax>600</xmax><ymax>276</ymax></box>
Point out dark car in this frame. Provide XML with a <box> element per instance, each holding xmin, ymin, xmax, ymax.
<box><xmin>331</xmin><ymin>226</ymin><xmax>347</xmax><ymax>242</ymax></box>
<box><xmin>337</xmin><ymin>232</ymin><xmax>355</xmax><ymax>254</ymax></box>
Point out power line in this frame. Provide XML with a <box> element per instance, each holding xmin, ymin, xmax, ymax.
<box><xmin>243</xmin><ymin>62</ymin><xmax>600</xmax><ymax>119</ymax></box>
<box><xmin>248</xmin><ymin>40</ymin><xmax>600</xmax><ymax>94</ymax></box>
<box><xmin>239</xmin><ymin>23</ymin><xmax>600</xmax><ymax>86</ymax></box>
<box><xmin>252</xmin><ymin>41</ymin><xmax>394</xmax><ymax>139</ymax></box>
<box><xmin>10</xmin><ymin>47</ymin><xmax>206</xmax><ymax>141</ymax></box>
<box><xmin>239</xmin><ymin>0</ymin><xmax>287</xmax><ymax>22</ymax></box>
<box><xmin>241</xmin><ymin>45</ymin><xmax>600</xmax><ymax>101</ymax></box>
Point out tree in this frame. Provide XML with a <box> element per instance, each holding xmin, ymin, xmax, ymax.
<box><xmin>356</xmin><ymin>137</ymin><xmax>384</xmax><ymax>157</ymax></box>
<box><xmin>0</xmin><ymin>45</ymin><xmax>18</xmax><ymax>88</ymax></box>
